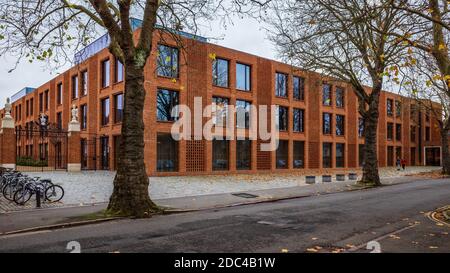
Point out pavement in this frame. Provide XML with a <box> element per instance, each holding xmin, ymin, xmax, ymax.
<box><xmin>0</xmin><ymin>178</ymin><xmax>448</xmax><ymax>253</ymax></box>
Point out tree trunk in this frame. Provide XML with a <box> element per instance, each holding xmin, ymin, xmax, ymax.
<box><xmin>360</xmin><ymin>95</ymin><xmax>382</xmax><ymax>186</ymax></box>
<box><xmin>107</xmin><ymin>63</ymin><xmax>159</xmax><ymax>217</ymax></box>
<box><xmin>441</xmin><ymin>124</ymin><xmax>450</xmax><ymax>175</ymax></box>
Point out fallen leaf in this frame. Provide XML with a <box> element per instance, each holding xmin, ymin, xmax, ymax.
<box><xmin>429</xmin><ymin>246</ymin><xmax>438</xmax><ymax>249</ymax></box>
<box><xmin>312</xmin><ymin>237</ymin><xmax>318</xmax><ymax>241</ymax></box>
<box><xmin>306</xmin><ymin>248</ymin><xmax>318</xmax><ymax>253</ymax></box>
<box><xmin>281</xmin><ymin>249</ymin><xmax>289</xmax><ymax>253</ymax></box>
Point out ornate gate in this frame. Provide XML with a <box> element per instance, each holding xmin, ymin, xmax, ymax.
<box><xmin>16</xmin><ymin>120</ymin><xmax>68</xmax><ymax>172</ymax></box>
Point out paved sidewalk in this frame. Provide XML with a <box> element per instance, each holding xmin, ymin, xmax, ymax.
<box><xmin>0</xmin><ymin>175</ymin><xmax>441</xmax><ymax>234</ymax></box>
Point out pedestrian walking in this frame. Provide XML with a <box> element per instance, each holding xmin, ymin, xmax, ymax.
<box><xmin>401</xmin><ymin>158</ymin><xmax>406</xmax><ymax>171</ymax></box>
<box><xmin>396</xmin><ymin>157</ymin><xmax>401</xmax><ymax>171</ymax></box>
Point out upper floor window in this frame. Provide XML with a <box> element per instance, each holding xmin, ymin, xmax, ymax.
<box><xmin>81</xmin><ymin>70</ymin><xmax>88</xmax><ymax>96</ymax></box>
<box><xmin>322</xmin><ymin>84</ymin><xmax>332</xmax><ymax>106</ymax></box>
<box><xmin>29</xmin><ymin>98</ymin><xmax>33</xmax><ymax>116</ymax></box>
<box><xmin>236</xmin><ymin>63</ymin><xmax>251</xmax><ymax>91</ymax></box>
<box><xmin>293</xmin><ymin>108</ymin><xmax>304</xmax><ymax>133</ymax></box>
<box><xmin>114</xmin><ymin>93</ymin><xmax>124</xmax><ymax>123</ymax></box>
<box><xmin>275</xmin><ymin>72</ymin><xmax>287</xmax><ymax>97</ymax></box>
<box><xmin>410</xmin><ymin>125</ymin><xmax>416</xmax><ymax>142</ymax></box>
<box><xmin>101</xmin><ymin>59</ymin><xmax>110</xmax><ymax>88</ymax></box>
<box><xmin>101</xmin><ymin>97</ymin><xmax>110</xmax><ymax>126</ymax></box>
<box><xmin>387</xmin><ymin>122</ymin><xmax>394</xmax><ymax>140</ymax></box>
<box><xmin>358</xmin><ymin>117</ymin><xmax>365</xmax><ymax>138</ymax></box>
<box><xmin>387</xmin><ymin>99</ymin><xmax>393</xmax><ymax>116</ymax></box>
<box><xmin>276</xmin><ymin>105</ymin><xmax>288</xmax><ymax>131</ymax></box>
<box><xmin>39</xmin><ymin>93</ymin><xmax>43</xmax><ymax>112</ymax></box>
<box><xmin>293</xmin><ymin>76</ymin><xmax>305</xmax><ymax>100</ymax></box>
<box><xmin>336</xmin><ymin>87</ymin><xmax>345</xmax><ymax>108</ymax></box>
<box><xmin>425</xmin><ymin>110</ymin><xmax>430</xmax><ymax>122</ymax></box>
<box><xmin>72</xmin><ymin>75</ymin><xmax>79</xmax><ymax>99</ymax></box>
<box><xmin>336</xmin><ymin>114</ymin><xmax>345</xmax><ymax>136</ymax></box>
<box><xmin>425</xmin><ymin>126</ymin><xmax>430</xmax><ymax>141</ymax></box>
<box><xmin>396</xmin><ymin>124</ymin><xmax>402</xmax><ymax>141</ymax></box>
<box><xmin>80</xmin><ymin>104</ymin><xmax>87</xmax><ymax>130</ymax></box>
<box><xmin>323</xmin><ymin>113</ymin><xmax>332</xmax><ymax>134</ymax></box>
<box><xmin>44</xmin><ymin>90</ymin><xmax>49</xmax><ymax>110</ymax></box>
<box><xmin>115</xmin><ymin>58</ymin><xmax>124</xmax><ymax>83</ymax></box>
<box><xmin>157</xmin><ymin>89</ymin><xmax>179</xmax><ymax>122</ymax></box>
<box><xmin>157</xmin><ymin>45</ymin><xmax>179</xmax><ymax>78</ymax></box>
<box><xmin>212</xmin><ymin>58</ymin><xmax>229</xmax><ymax>87</ymax></box>
<box><xmin>56</xmin><ymin>112</ymin><xmax>62</xmax><ymax>129</ymax></box>
<box><xmin>236</xmin><ymin>100</ymin><xmax>251</xmax><ymax>129</ymax></box>
<box><xmin>57</xmin><ymin>83</ymin><xmax>63</xmax><ymax>105</ymax></box>
<box><xmin>212</xmin><ymin>96</ymin><xmax>229</xmax><ymax>127</ymax></box>
<box><xmin>395</xmin><ymin>100</ymin><xmax>401</xmax><ymax>117</ymax></box>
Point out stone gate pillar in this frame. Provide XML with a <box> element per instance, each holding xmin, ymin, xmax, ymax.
<box><xmin>1</xmin><ymin>98</ymin><xmax>16</xmax><ymax>169</ymax></box>
<box><xmin>67</xmin><ymin>105</ymin><xmax>81</xmax><ymax>172</ymax></box>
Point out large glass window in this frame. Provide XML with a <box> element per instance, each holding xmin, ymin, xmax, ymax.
<box><xmin>387</xmin><ymin>99</ymin><xmax>393</xmax><ymax>116</ymax></box>
<box><xmin>101</xmin><ymin>59</ymin><xmax>110</xmax><ymax>88</ymax></box>
<box><xmin>114</xmin><ymin>93</ymin><xmax>124</xmax><ymax>123</ymax></box>
<box><xmin>322</xmin><ymin>84</ymin><xmax>332</xmax><ymax>106</ymax></box>
<box><xmin>358</xmin><ymin>117</ymin><xmax>365</xmax><ymax>137</ymax></box>
<box><xmin>387</xmin><ymin>122</ymin><xmax>394</xmax><ymax>140</ymax></box>
<box><xmin>336</xmin><ymin>115</ymin><xmax>345</xmax><ymax>136</ymax></box>
<box><xmin>57</xmin><ymin>83</ymin><xmax>63</xmax><ymax>105</ymax></box>
<box><xmin>115</xmin><ymin>58</ymin><xmax>124</xmax><ymax>83</ymax></box>
<box><xmin>293</xmin><ymin>108</ymin><xmax>304</xmax><ymax>133</ymax></box>
<box><xmin>236</xmin><ymin>139</ymin><xmax>251</xmax><ymax>170</ymax></box>
<box><xmin>336</xmin><ymin>87</ymin><xmax>345</xmax><ymax>108</ymax></box>
<box><xmin>212</xmin><ymin>58</ymin><xmax>229</xmax><ymax>87</ymax></box>
<box><xmin>323</xmin><ymin>142</ymin><xmax>332</xmax><ymax>168</ymax></box>
<box><xmin>236</xmin><ymin>63</ymin><xmax>251</xmax><ymax>91</ymax></box>
<box><xmin>293</xmin><ymin>141</ymin><xmax>305</xmax><ymax>168</ymax></box>
<box><xmin>157</xmin><ymin>133</ymin><xmax>178</xmax><ymax>172</ymax></box>
<box><xmin>44</xmin><ymin>90</ymin><xmax>49</xmax><ymax>110</ymax></box>
<box><xmin>426</xmin><ymin>126</ymin><xmax>430</xmax><ymax>141</ymax></box>
<box><xmin>72</xmin><ymin>75</ymin><xmax>78</xmax><ymax>99</ymax></box>
<box><xmin>101</xmin><ymin>97</ymin><xmax>110</xmax><ymax>126</ymax></box>
<box><xmin>56</xmin><ymin>112</ymin><xmax>62</xmax><ymax>130</ymax></box>
<box><xmin>410</xmin><ymin>125</ymin><xmax>416</xmax><ymax>142</ymax></box>
<box><xmin>395</xmin><ymin>124</ymin><xmax>402</xmax><ymax>141</ymax></box>
<box><xmin>81</xmin><ymin>70</ymin><xmax>88</xmax><ymax>96</ymax></box>
<box><xmin>275</xmin><ymin>72</ymin><xmax>287</xmax><ymax>97</ymax></box>
<box><xmin>236</xmin><ymin>100</ymin><xmax>251</xmax><ymax>129</ymax></box>
<box><xmin>80</xmin><ymin>104</ymin><xmax>87</xmax><ymax>130</ymax></box>
<box><xmin>293</xmin><ymin>76</ymin><xmax>305</xmax><ymax>100</ymax></box>
<box><xmin>395</xmin><ymin>100</ymin><xmax>401</xmax><ymax>117</ymax></box>
<box><xmin>359</xmin><ymin>144</ymin><xmax>365</xmax><ymax>167</ymax></box>
<box><xmin>157</xmin><ymin>89</ymin><xmax>179</xmax><ymax>122</ymax></box>
<box><xmin>39</xmin><ymin>93</ymin><xmax>43</xmax><ymax>112</ymax></box>
<box><xmin>336</xmin><ymin>143</ymin><xmax>345</xmax><ymax>168</ymax></box>
<box><xmin>212</xmin><ymin>96</ymin><xmax>229</xmax><ymax>127</ymax></box>
<box><xmin>323</xmin><ymin>113</ymin><xmax>332</xmax><ymax>134</ymax></box>
<box><xmin>276</xmin><ymin>106</ymin><xmax>288</xmax><ymax>131</ymax></box>
<box><xmin>212</xmin><ymin>139</ymin><xmax>229</xmax><ymax>171</ymax></box>
<box><xmin>276</xmin><ymin>140</ymin><xmax>288</xmax><ymax>169</ymax></box>
<box><xmin>157</xmin><ymin>45</ymin><xmax>179</xmax><ymax>78</ymax></box>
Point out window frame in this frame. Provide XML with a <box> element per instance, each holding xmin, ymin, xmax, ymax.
<box><xmin>101</xmin><ymin>58</ymin><xmax>111</xmax><ymax>88</ymax></box>
<box><xmin>236</xmin><ymin>63</ymin><xmax>251</xmax><ymax>91</ymax></box>
<box><xmin>322</xmin><ymin>112</ymin><xmax>332</xmax><ymax>135</ymax></box>
<box><xmin>293</xmin><ymin>108</ymin><xmax>305</xmax><ymax>133</ymax></box>
<box><xmin>322</xmin><ymin>84</ymin><xmax>332</xmax><ymax>106</ymax></box>
<box><xmin>100</xmin><ymin>97</ymin><xmax>110</xmax><ymax>126</ymax></box>
<box><xmin>293</xmin><ymin>76</ymin><xmax>305</xmax><ymax>101</ymax></box>
<box><xmin>157</xmin><ymin>44</ymin><xmax>179</xmax><ymax>79</ymax></box>
<box><xmin>275</xmin><ymin>72</ymin><xmax>288</xmax><ymax>98</ymax></box>
<box><xmin>336</xmin><ymin>114</ymin><xmax>345</xmax><ymax>136</ymax></box>
<box><xmin>157</xmin><ymin>88</ymin><xmax>180</xmax><ymax>122</ymax></box>
<box><xmin>212</xmin><ymin>58</ymin><xmax>229</xmax><ymax>88</ymax></box>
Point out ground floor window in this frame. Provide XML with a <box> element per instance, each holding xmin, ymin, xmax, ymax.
<box><xmin>213</xmin><ymin>139</ymin><xmax>229</xmax><ymax>170</ymax></box>
<box><xmin>410</xmin><ymin>147</ymin><xmax>416</xmax><ymax>166</ymax></box>
<box><xmin>276</xmin><ymin>140</ymin><xmax>289</xmax><ymax>169</ymax></box>
<box><xmin>236</xmin><ymin>139</ymin><xmax>251</xmax><ymax>170</ymax></box>
<box><xmin>323</xmin><ymin>142</ymin><xmax>332</xmax><ymax>168</ymax></box>
<box><xmin>336</xmin><ymin>143</ymin><xmax>345</xmax><ymax>168</ymax></box>
<box><xmin>157</xmin><ymin>133</ymin><xmax>178</xmax><ymax>172</ymax></box>
<box><xmin>100</xmin><ymin>136</ymin><xmax>110</xmax><ymax>170</ymax></box>
<box><xmin>293</xmin><ymin>141</ymin><xmax>304</xmax><ymax>168</ymax></box>
<box><xmin>387</xmin><ymin>146</ymin><xmax>394</xmax><ymax>166</ymax></box>
<box><xmin>359</xmin><ymin>144</ymin><xmax>365</xmax><ymax>167</ymax></box>
<box><xmin>395</xmin><ymin>147</ymin><xmax>402</xmax><ymax>162</ymax></box>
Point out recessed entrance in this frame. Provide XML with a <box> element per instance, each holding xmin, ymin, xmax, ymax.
<box><xmin>425</xmin><ymin>147</ymin><xmax>441</xmax><ymax>166</ymax></box>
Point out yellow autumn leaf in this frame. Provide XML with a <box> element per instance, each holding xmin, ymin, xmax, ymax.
<box><xmin>438</xmin><ymin>43</ymin><xmax>446</xmax><ymax>51</ymax></box>
<box><xmin>426</xmin><ymin>80</ymin><xmax>433</xmax><ymax>87</ymax></box>
<box><xmin>171</xmin><ymin>78</ymin><xmax>177</xmax><ymax>83</ymax></box>
<box><xmin>208</xmin><ymin>53</ymin><xmax>216</xmax><ymax>60</ymax></box>
<box><xmin>407</xmin><ymin>48</ymin><xmax>413</xmax><ymax>54</ymax></box>
<box><xmin>432</xmin><ymin>74</ymin><xmax>442</xmax><ymax>81</ymax></box>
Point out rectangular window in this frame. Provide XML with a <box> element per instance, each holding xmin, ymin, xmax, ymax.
<box><xmin>114</xmin><ymin>93</ymin><xmax>124</xmax><ymax>123</ymax></box>
<box><xmin>426</xmin><ymin>126</ymin><xmax>430</xmax><ymax>141</ymax></box>
<box><xmin>72</xmin><ymin>75</ymin><xmax>79</xmax><ymax>99</ymax></box>
<box><xmin>115</xmin><ymin>58</ymin><xmax>124</xmax><ymax>83</ymax></box>
<box><xmin>236</xmin><ymin>100</ymin><xmax>251</xmax><ymax>129</ymax></box>
<box><xmin>212</xmin><ymin>96</ymin><xmax>229</xmax><ymax>127</ymax></box>
<box><xmin>39</xmin><ymin>93</ymin><xmax>43</xmax><ymax>112</ymax></box>
<box><xmin>236</xmin><ymin>139</ymin><xmax>251</xmax><ymax>170</ymax></box>
<box><xmin>56</xmin><ymin>112</ymin><xmax>62</xmax><ymax>129</ymax></box>
<box><xmin>157</xmin><ymin>133</ymin><xmax>178</xmax><ymax>172</ymax></box>
<box><xmin>396</xmin><ymin>147</ymin><xmax>402</xmax><ymax>161</ymax></box>
<box><xmin>336</xmin><ymin>143</ymin><xmax>345</xmax><ymax>168</ymax></box>
<box><xmin>44</xmin><ymin>90</ymin><xmax>49</xmax><ymax>110</ymax></box>
<box><xmin>387</xmin><ymin>99</ymin><xmax>393</xmax><ymax>116</ymax></box>
<box><xmin>26</xmin><ymin>100</ymin><xmax>29</xmax><ymax>117</ymax></box>
<box><xmin>293</xmin><ymin>108</ymin><xmax>304</xmax><ymax>133</ymax></box>
<box><xmin>212</xmin><ymin>58</ymin><xmax>229</xmax><ymax>87</ymax></box>
<box><xmin>101</xmin><ymin>59</ymin><xmax>110</xmax><ymax>88</ymax></box>
<box><xmin>236</xmin><ymin>63</ymin><xmax>251</xmax><ymax>91</ymax></box>
<box><xmin>157</xmin><ymin>89</ymin><xmax>179</xmax><ymax>122</ymax></box>
<box><xmin>336</xmin><ymin>115</ymin><xmax>345</xmax><ymax>136</ymax></box>
<box><xmin>293</xmin><ymin>141</ymin><xmax>305</xmax><ymax>168</ymax></box>
<box><xmin>387</xmin><ymin>122</ymin><xmax>394</xmax><ymax>140</ymax></box>
<box><xmin>410</xmin><ymin>147</ymin><xmax>416</xmax><ymax>165</ymax></box>
<box><xmin>322</xmin><ymin>84</ymin><xmax>332</xmax><ymax>106</ymax></box>
<box><xmin>395</xmin><ymin>100</ymin><xmax>401</xmax><ymax>117</ymax></box>
<box><xmin>30</xmin><ymin>98</ymin><xmax>33</xmax><ymax>116</ymax></box>
<box><xmin>276</xmin><ymin>106</ymin><xmax>288</xmax><ymax>131</ymax></box>
<box><xmin>336</xmin><ymin>87</ymin><xmax>345</xmax><ymax>108</ymax></box>
<box><xmin>212</xmin><ymin>139</ymin><xmax>229</xmax><ymax>171</ymax></box>
<box><xmin>293</xmin><ymin>76</ymin><xmax>305</xmax><ymax>100</ymax></box>
<box><xmin>358</xmin><ymin>117</ymin><xmax>365</xmax><ymax>138</ymax></box>
<box><xmin>57</xmin><ymin>83</ymin><xmax>63</xmax><ymax>105</ymax></box>
<box><xmin>81</xmin><ymin>70</ymin><xmax>88</xmax><ymax>96</ymax></box>
<box><xmin>275</xmin><ymin>72</ymin><xmax>287</xmax><ymax>97</ymax></box>
<box><xmin>396</xmin><ymin>124</ymin><xmax>402</xmax><ymax>141</ymax></box>
<box><xmin>359</xmin><ymin>144</ymin><xmax>365</xmax><ymax>167</ymax></box>
<box><xmin>323</xmin><ymin>142</ymin><xmax>332</xmax><ymax>168</ymax></box>
<box><xmin>101</xmin><ymin>97</ymin><xmax>110</xmax><ymax>126</ymax></box>
<box><xmin>323</xmin><ymin>113</ymin><xmax>332</xmax><ymax>135</ymax></box>
<box><xmin>410</xmin><ymin>125</ymin><xmax>416</xmax><ymax>142</ymax></box>
<box><xmin>426</xmin><ymin>110</ymin><xmax>430</xmax><ymax>122</ymax></box>
<box><xmin>276</xmin><ymin>140</ymin><xmax>288</xmax><ymax>169</ymax></box>
<box><xmin>80</xmin><ymin>104</ymin><xmax>87</xmax><ymax>130</ymax></box>
<box><xmin>157</xmin><ymin>45</ymin><xmax>179</xmax><ymax>78</ymax></box>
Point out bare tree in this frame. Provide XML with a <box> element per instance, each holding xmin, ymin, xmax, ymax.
<box><xmin>0</xmin><ymin>0</ymin><xmax>244</xmax><ymax>217</ymax></box>
<box><xmin>266</xmin><ymin>0</ymin><xmax>408</xmax><ymax>186</ymax></box>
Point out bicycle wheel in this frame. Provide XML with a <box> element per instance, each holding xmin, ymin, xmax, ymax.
<box><xmin>13</xmin><ymin>187</ymin><xmax>32</xmax><ymax>205</ymax></box>
<box><xmin>45</xmin><ymin>185</ymin><xmax>64</xmax><ymax>203</ymax></box>
<box><xmin>2</xmin><ymin>183</ymin><xmax>17</xmax><ymax>201</ymax></box>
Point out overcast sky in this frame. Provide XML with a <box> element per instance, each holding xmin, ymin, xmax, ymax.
<box><xmin>0</xmin><ymin>16</ymin><xmax>275</xmax><ymax>106</ymax></box>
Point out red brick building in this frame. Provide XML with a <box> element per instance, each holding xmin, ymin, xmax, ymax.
<box><xmin>0</xmin><ymin>27</ymin><xmax>442</xmax><ymax>176</ymax></box>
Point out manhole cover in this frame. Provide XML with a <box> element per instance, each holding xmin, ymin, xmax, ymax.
<box><xmin>232</xmin><ymin>193</ymin><xmax>259</xmax><ymax>199</ymax></box>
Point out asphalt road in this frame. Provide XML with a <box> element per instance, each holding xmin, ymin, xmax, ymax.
<box><xmin>0</xmin><ymin>179</ymin><xmax>449</xmax><ymax>253</ymax></box>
